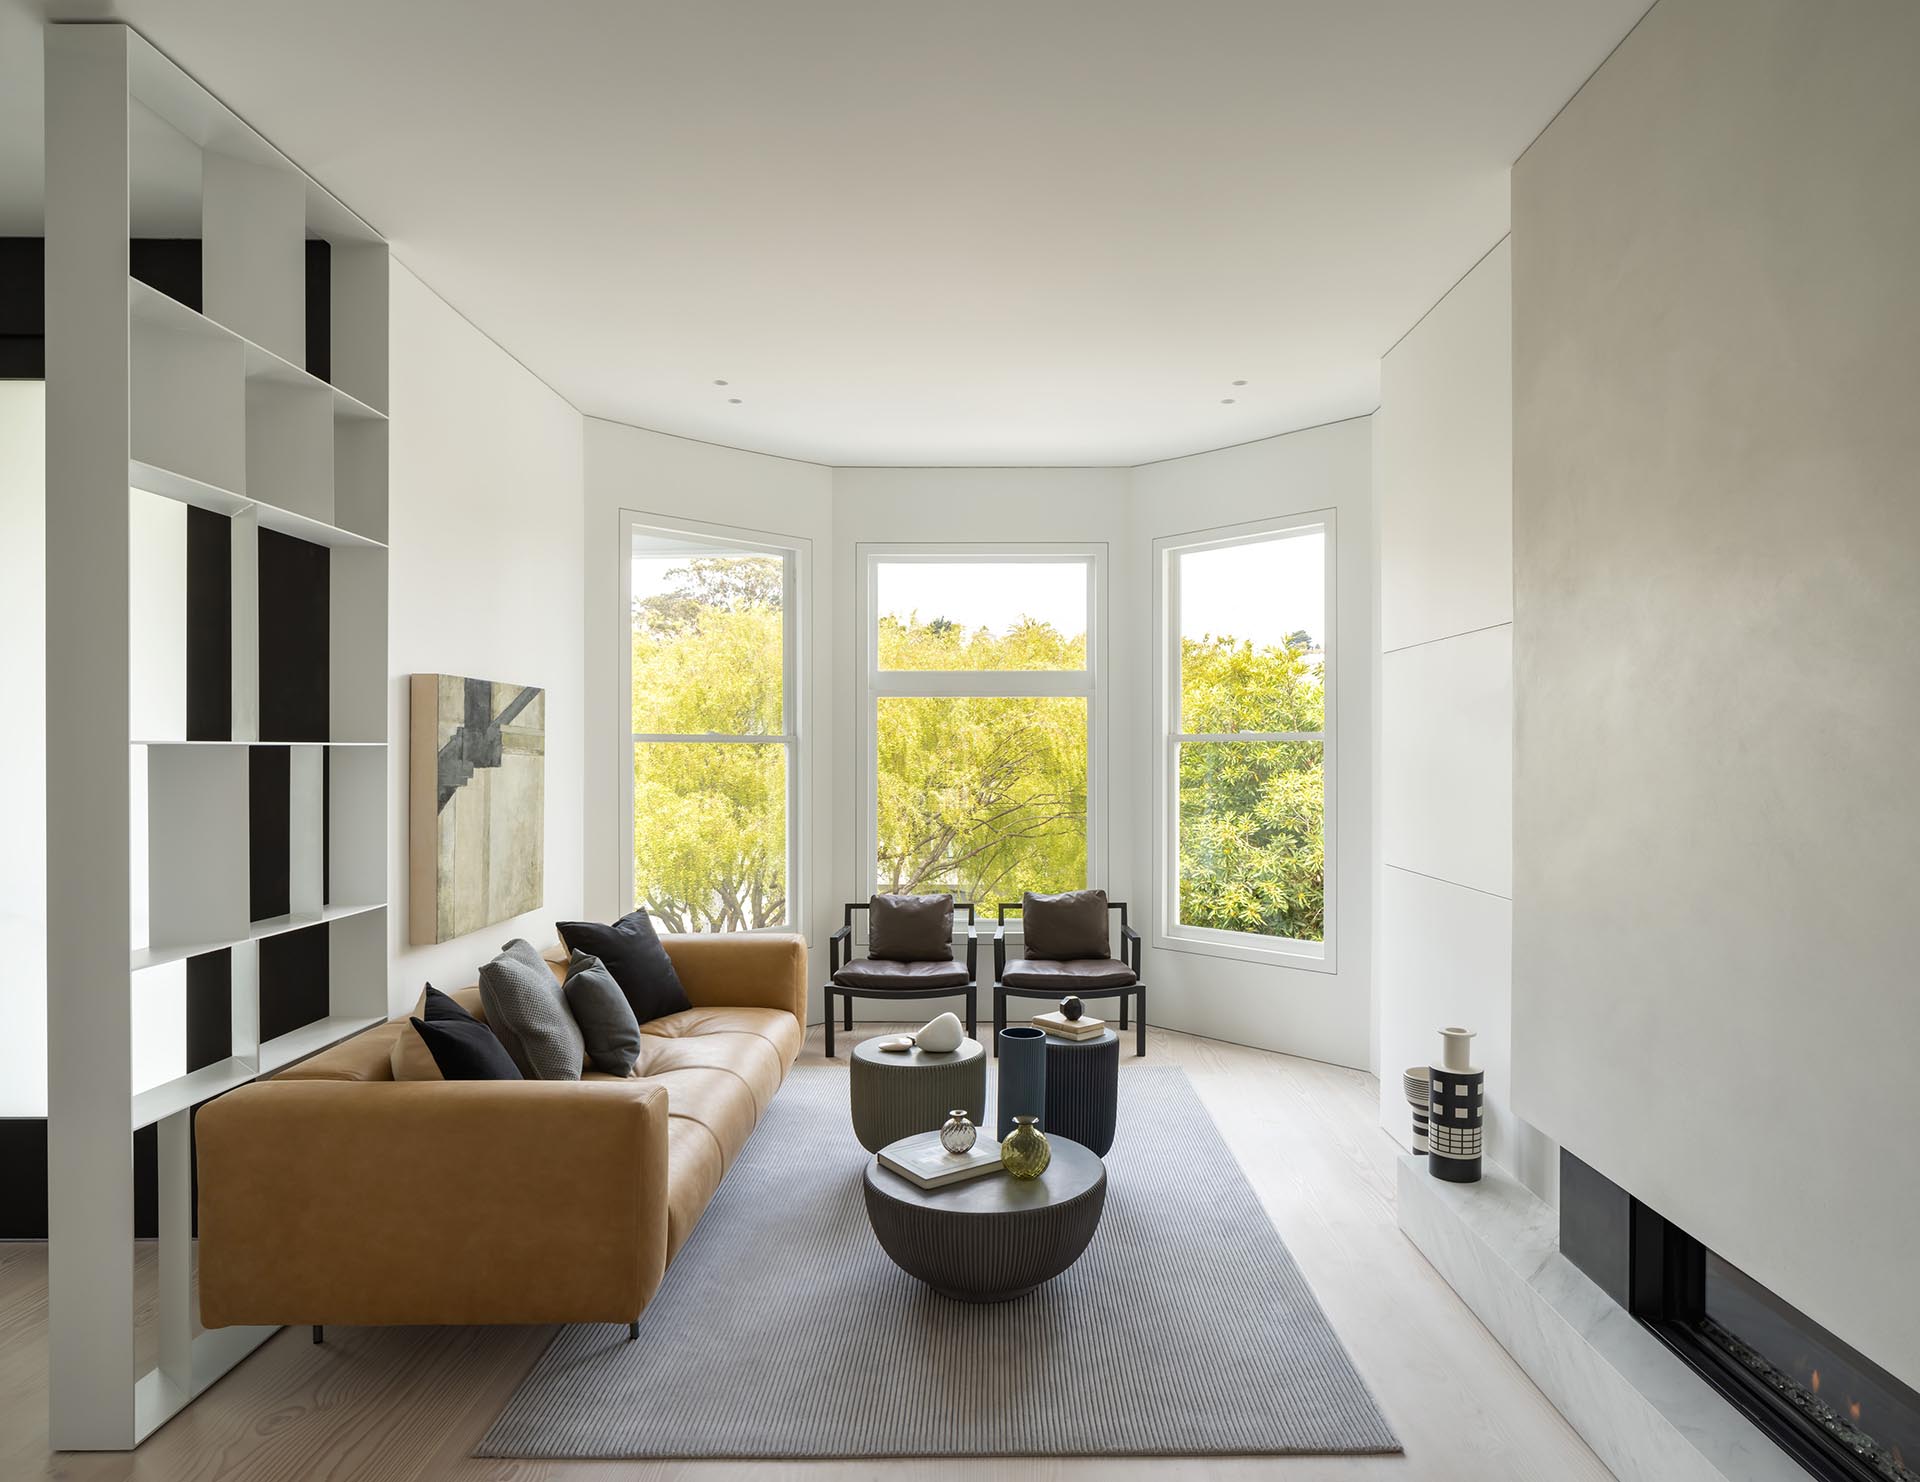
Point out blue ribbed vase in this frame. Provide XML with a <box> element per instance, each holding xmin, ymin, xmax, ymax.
<box><xmin>997</xmin><ymin>1026</ymin><xmax>1047</xmax><ymax>1140</ymax></box>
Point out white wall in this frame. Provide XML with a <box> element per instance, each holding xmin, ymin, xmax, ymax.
<box><xmin>581</xmin><ymin>416</ymin><xmax>836</xmax><ymax>981</ymax></box>
<box><xmin>1373</xmin><ymin>240</ymin><xmax>1554</xmax><ymax>1198</ymax></box>
<box><xmin>0</xmin><ymin>380</ymin><xmax>45</xmax><ymax>1116</ymax></box>
<box><xmin>1128</xmin><ymin>419</ymin><xmax>1376</xmax><ymax>1069</ymax></box>
<box><xmin>385</xmin><ymin>262</ymin><xmax>586</xmax><ymax>1013</ymax></box>
<box><xmin>1512</xmin><ymin>0</ymin><xmax>1920</xmax><ymax>1384</ymax></box>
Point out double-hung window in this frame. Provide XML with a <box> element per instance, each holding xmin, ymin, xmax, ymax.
<box><xmin>625</xmin><ymin>515</ymin><xmax>803</xmax><ymax>931</ymax></box>
<box><xmin>1157</xmin><ymin>513</ymin><xmax>1333</xmax><ymax>967</ymax></box>
<box><xmin>862</xmin><ymin>547</ymin><xmax>1102</xmax><ymax>920</ymax></box>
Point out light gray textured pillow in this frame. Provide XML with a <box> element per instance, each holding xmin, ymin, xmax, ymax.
<box><xmin>478</xmin><ymin>938</ymin><xmax>584</xmax><ymax>1082</ymax></box>
<box><xmin>563</xmin><ymin>949</ymin><xmax>641</xmax><ymax>1077</ymax></box>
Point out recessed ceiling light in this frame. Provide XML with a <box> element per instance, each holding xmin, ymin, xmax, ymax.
<box><xmin>713</xmin><ymin>379</ymin><xmax>729</xmax><ymax>386</ymax></box>
<box><xmin>1220</xmin><ymin>398</ymin><xmax>1236</xmax><ymax>404</ymax></box>
<box><xmin>728</xmin><ymin>398</ymin><xmax>742</xmax><ymax>404</ymax></box>
<box><xmin>1232</xmin><ymin>379</ymin><xmax>1248</xmax><ymax>386</ymax></box>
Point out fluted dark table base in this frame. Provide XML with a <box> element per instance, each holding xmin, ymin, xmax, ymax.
<box><xmin>1043</xmin><ymin>1029</ymin><xmax>1120</xmax><ymax>1156</ymax></box>
<box><xmin>862</xmin><ymin>1137</ymin><xmax>1106</xmax><ymax>1302</ymax></box>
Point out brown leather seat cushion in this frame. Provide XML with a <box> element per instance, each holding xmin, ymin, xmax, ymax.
<box><xmin>831</xmin><ymin>958</ymin><xmax>972</xmax><ymax>990</ymax></box>
<box><xmin>1000</xmin><ymin>957</ymin><xmax>1137</xmax><ymax>989</ymax></box>
<box><xmin>643</xmin><ymin>1005</ymin><xmax>803</xmax><ymax>1072</ymax></box>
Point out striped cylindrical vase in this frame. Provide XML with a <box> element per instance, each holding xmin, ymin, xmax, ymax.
<box><xmin>996</xmin><ymin>1026</ymin><xmax>1047</xmax><ymax>1141</ymax></box>
<box><xmin>1428</xmin><ymin>1027</ymin><xmax>1483</xmax><ymax>1183</ymax></box>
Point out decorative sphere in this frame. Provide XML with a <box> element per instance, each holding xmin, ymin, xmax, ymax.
<box><xmin>1060</xmin><ymin>995</ymin><xmax>1084</xmax><ymax>1022</ymax></box>
<box><xmin>940</xmin><ymin>1109</ymin><xmax>977</xmax><ymax>1154</ymax></box>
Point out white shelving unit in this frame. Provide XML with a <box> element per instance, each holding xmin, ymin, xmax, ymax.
<box><xmin>46</xmin><ymin>23</ymin><xmax>390</xmax><ymax>1449</ymax></box>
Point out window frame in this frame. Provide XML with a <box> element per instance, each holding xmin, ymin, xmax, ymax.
<box><xmin>621</xmin><ymin>510</ymin><xmax>810</xmax><ymax>934</ymax></box>
<box><xmin>1154</xmin><ymin>510</ymin><xmax>1336</xmax><ymax>971</ymax></box>
<box><xmin>858</xmin><ymin>543</ymin><xmax>1107</xmax><ymax>935</ymax></box>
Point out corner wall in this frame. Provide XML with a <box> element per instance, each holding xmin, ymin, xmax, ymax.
<box><xmin>1374</xmin><ymin>240</ymin><xmax>1555</xmax><ymax>1199</ymax></box>
<box><xmin>384</xmin><ymin>262</ymin><xmax>586</xmax><ymax>1011</ymax></box>
<box><xmin>1512</xmin><ymin>0</ymin><xmax>1920</xmax><ymax>1384</ymax></box>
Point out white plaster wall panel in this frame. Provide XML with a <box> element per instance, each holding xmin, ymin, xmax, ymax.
<box><xmin>1378</xmin><ymin>239</ymin><xmax>1512</xmax><ymax>653</ymax></box>
<box><xmin>1511</xmin><ymin>0</ymin><xmax>1920</xmax><ymax>1385</ymax></box>
<box><xmin>386</xmin><ymin>261</ymin><xmax>586</xmax><ymax>1013</ymax></box>
<box><xmin>1381</xmin><ymin>623</ymin><xmax>1512</xmax><ymax>898</ymax></box>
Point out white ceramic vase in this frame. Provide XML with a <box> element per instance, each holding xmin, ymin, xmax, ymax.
<box><xmin>1438</xmin><ymin>1026</ymin><xmax>1477</xmax><ymax>1072</ymax></box>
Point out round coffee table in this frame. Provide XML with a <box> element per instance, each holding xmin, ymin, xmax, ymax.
<box><xmin>1043</xmin><ymin>1029</ymin><xmax>1120</xmax><ymax>1156</ymax></box>
<box><xmin>862</xmin><ymin>1136</ymin><xmax>1106</xmax><ymax>1302</ymax></box>
<box><xmin>848</xmin><ymin>1034</ymin><xmax>987</xmax><ymax>1152</ymax></box>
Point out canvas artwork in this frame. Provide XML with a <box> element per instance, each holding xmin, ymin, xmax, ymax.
<box><xmin>409</xmin><ymin>674</ymin><xmax>545</xmax><ymax>945</ymax></box>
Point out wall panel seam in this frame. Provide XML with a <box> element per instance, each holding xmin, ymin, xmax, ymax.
<box><xmin>1381</xmin><ymin>619</ymin><xmax>1512</xmax><ymax>658</ymax></box>
<box><xmin>1384</xmin><ymin>862</ymin><xmax>1512</xmax><ymax>903</ymax></box>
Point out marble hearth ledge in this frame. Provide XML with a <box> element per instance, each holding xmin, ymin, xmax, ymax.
<box><xmin>1396</xmin><ymin>1154</ymin><xmax>1804</xmax><ymax>1482</ymax></box>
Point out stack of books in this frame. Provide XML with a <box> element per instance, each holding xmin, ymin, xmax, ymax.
<box><xmin>1034</xmin><ymin>1009</ymin><xmax>1107</xmax><ymax>1041</ymax></box>
<box><xmin>876</xmin><ymin>1130</ymin><xmax>1004</xmax><ymax>1189</ymax></box>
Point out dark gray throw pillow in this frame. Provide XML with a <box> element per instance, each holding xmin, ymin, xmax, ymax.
<box><xmin>564</xmin><ymin>950</ymin><xmax>642</xmax><ymax>1077</ymax></box>
<box><xmin>478</xmin><ymin>938</ymin><xmax>585</xmax><ymax>1081</ymax></box>
<box><xmin>868</xmin><ymin>893</ymin><xmax>955</xmax><ymax>962</ymax></box>
<box><xmin>1021</xmin><ymin>889</ymin><xmax>1111</xmax><ymax>960</ymax></box>
<box><xmin>556</xmin><ymin>910</ymin><xmax>692</xmax><ymax>1025</ymax></box>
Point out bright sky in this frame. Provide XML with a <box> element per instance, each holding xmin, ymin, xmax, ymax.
<box><xmin>1178</xmin><ymin>531</ymin><xmax>1324</xmax><ymax>649</ymax></box>
<box><xmin>634</xmin><ymin>534</ymin><xmax>1324</xmax><ymax>649</ymax></box>
<box><xmin>876</xmin><ymin>561</ymin><xmax>1088</xmax><ymax>636</ymax></box>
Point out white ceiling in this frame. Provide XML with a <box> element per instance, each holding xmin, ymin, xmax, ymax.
<box><xmin>0</xmin><ymin>1</ymin><xmax>1646</xmax><ymax>465</ymax></box>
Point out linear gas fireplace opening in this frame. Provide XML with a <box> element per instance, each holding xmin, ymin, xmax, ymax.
<box><xmin>1561</xmin><ymin>1151</ymin><xmax>1920</xmax><ymax>1482</ymax></box>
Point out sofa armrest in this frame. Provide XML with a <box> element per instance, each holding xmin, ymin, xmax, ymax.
<box><xmin>661</xmin><ymin>932</ymin><xmax>807</xmax><ymax>1025</ymax></box>
<box><xmin>195</xmin><ymin>1079</ymin><xmax>670</xmax><ymax>1329</ymax></box>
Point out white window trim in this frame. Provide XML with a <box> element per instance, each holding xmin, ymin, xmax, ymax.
<box><xmin>1153</xmin><ymin>510</ymin><xmax>1336</xmax><ymax>972</ymax></box>
<box><xmin>621</xmin><ymin>509</ymin><xmax>811</xmax><ymax>934</ymax></box>
<box><xmin>857</xmin><ymin>543</ymin><xmax>1107</xmax><ymax>935</ymax></box>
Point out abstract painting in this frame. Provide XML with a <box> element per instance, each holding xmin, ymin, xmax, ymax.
<box><xmin>409</xmin><ymin>674</ymin><xmax>545</xmax><ymax>945</ymax></box>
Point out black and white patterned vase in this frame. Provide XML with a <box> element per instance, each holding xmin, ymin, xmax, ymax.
<box><xmin>1427</xmin><ymin>1027</ymin><xmax>1483</xmax><ymax>1183</ymax></box>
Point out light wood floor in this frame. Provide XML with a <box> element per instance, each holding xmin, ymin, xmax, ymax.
<box><xmin>1</xmin><ymin>1023</ymin><xmax>1608</xmax><ymax>1481</ymax></box>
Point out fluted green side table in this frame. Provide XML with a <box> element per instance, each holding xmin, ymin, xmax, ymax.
<box><xmin>848</xmin><ymin>1035</ymin><xmax>987</xmax><ymax>1153</ymax></box>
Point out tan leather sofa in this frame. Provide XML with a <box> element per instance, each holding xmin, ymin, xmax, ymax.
<box><xmin>195</xmin><ymin>933</ymin><xmax>806</xmax><ymax>1332</ymax></box>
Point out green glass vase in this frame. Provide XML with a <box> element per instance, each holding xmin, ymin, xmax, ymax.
<box><xmin>1000</xmin><ymin>1115</ymin><xmax>1051</xmax><ymax>1180</ymax></box>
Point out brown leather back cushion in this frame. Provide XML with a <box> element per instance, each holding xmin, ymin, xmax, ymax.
<box><xmin>1021</xmin><ymin>889</ymin><xmax>1110</xmax><ymax>960</ymax></box>
<box><xmin>868</xmin><ymin>893</ymin><xmax>954</xmax><ymax>961</ymax></box>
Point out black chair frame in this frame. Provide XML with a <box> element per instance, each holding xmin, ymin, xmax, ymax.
<box><xmin>988</xmin><ymin>899</ymin><xmax>1146</xmax><ymax>1057</ymax></box>
<box><xmin>824</xmin><ymin>899</ymin><xmax>977</xmax><ymax>1058</ymax></box>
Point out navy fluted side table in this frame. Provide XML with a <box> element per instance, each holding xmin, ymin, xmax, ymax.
<box><xmin>1042</xmin><ymin>1028</ymin><xmax>1119</xmax><ymax>1156</ymax></box>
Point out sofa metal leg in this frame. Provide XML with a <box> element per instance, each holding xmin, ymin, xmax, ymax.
<box><xmin>628</xmin><ymin>1320</ymin><xmax>640</xmax><ymax>1341</ymax></box>
<box><xmin>312</xmin><ymin>1325</ymin><xmax>324</xmax><ymax>1345</ymax></box>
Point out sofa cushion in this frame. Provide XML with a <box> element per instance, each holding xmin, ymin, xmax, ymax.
<box><xmin>643</xmin><ymin>1005</ymin><xmax>804</xmax><ymax>1072</ymax></box>
<box><xmin>867</xmin><ymin>893</ymin><xmax>954</xmax><ymax>961</ymax></box>
<box><xmin>276</xmin><ymin>1020</ymin><xmax>406</xmax><ymax>1081</ymax></box>
<box><xmin>1000</xmin><ymin>956</ymin><xmax>1137</xmax><ymax>989</ymax></box>
<box><xmin>663</xmin><ymin>1115</ymin><xmax>726</xmax><ymax>1261</ymax></box>
<box><xmin>832</xmin><ymin>957</ymin><xmax>971</xmax><ymax>990</ymax></box>
<box><xmin>557</xmin><ymin>909</ymin><xmax>692</xmax><ymax>1024</ymax></box>
<box><xmin>634</xmin><ymin>1032</ymin><xmax>785</xmax><ymax>1117</ymax></box>
<box><xmin>479</xmin><ymin>939</ymin><xmax>585</xmax><ymax>1081</ymax></box>
<box><xmin>1021</xmin><ymin>889</ymin><xmax>1111</xmax><ymax>960</ymax></box>
<box><xmin>564</xmin><ymin>950</ymin><xmax>643</xmax><ymax>1077</ymax></box>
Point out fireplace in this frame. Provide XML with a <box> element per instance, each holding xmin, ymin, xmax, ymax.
<box><xmin>1561</xmin><ymin>1150</ymin><xmax>1920</xmax><ymax>1482</ymax></box>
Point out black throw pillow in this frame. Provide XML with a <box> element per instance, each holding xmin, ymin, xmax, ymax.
<box><xmin>556</xmin><ymin>909</ymin><xmax>692</xmax><ymax>1025</ymax></box>
<box><xmin>411</xmin><ymin>986</ymin><xmax>523</xmax><ymax>1081</ymax></box>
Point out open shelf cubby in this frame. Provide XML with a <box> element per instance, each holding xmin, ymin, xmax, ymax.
<box><xmin>49</xmin><ymin>23</ymin><xmax>394</xmax><ymax>1446</ymax></box>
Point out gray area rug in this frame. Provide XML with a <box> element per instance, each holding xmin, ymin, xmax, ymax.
<box><xmin>477</xmin><ymin>1064</ymin><xmax>1399</xmax><ymax>1459</ymax></box>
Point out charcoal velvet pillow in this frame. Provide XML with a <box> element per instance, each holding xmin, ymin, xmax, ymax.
<box><xmin>868</xmin><ymin>893</ymin><xmax>955</xmax><ymax>962</ymax></box>
<box><xmin>563</xmin><ymin>949</ymin><xmax>642</xmax><ymax>1077</ymax></box>
<box><xmin>407</xmin><ymin>986</ymin><xmax>523</xmax><ymax>1081</ymax></box>
<box><xmin>556</xmin><ymin>909</ymin><xmax>692</xmax><ymax>1025</ymax></box>
<box><xmin>1021</xmin><ymin>889</ymin><xmax>1111</xmax><ymax>960</ymax></box>
<box><xmin>478</xmin><ymin>938</ymin><xmax>586</xmax><ymax>1082</ymax></box>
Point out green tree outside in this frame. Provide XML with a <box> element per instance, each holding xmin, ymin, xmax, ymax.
<box><xmin>632</xmin><ymin>559</ymin><xmax>1323</xmax><ymax>940</ymax></box>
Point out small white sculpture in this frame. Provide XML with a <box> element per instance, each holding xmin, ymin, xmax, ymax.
<box><xmin>913</xmin><ymin>1011</ymin><xmax>965</xmax><ymax>1054</ymax></box>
